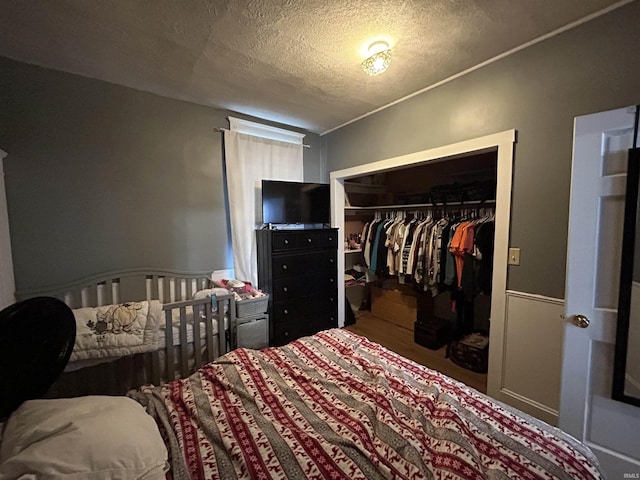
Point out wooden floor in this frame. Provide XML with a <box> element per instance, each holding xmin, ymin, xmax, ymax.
<box><xmin>345</xmin><ymin>310</ymin><xmax>487</xmax><ymax>394</ymax></box>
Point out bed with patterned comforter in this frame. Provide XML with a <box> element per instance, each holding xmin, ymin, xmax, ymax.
<box><xmin>130</xmin><ymin>329</ymin><xmax>603</xmax><ymax>480</ymax></box>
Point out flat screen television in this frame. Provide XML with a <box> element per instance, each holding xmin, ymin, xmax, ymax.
<box><xmin>262</xmin><ymin>180</ymin><xmax>330</xmax><ymax>226</ymax></box>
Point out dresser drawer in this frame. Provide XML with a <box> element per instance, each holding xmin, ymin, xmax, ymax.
<box><xmin>271</xmin><ymin>230</ymin><xmax>338</xmax><ymax>253</ymax></box>
<box><xmin>307</xmin><ymin>250</ymin><xmax>337</xmax><ymax>272</ymax></box>
<box><xmin>271</xmin><ymin>251</ymin><xmax>337</xmax><ymax>279</ymax></box>
<box><xmin>272</xmin><ymin>273</ymin><xmax>337</xmax><ymax>299</ymax></box>
<box><xmin>272</xmin><ymin>292</ymin><xmax>337</xmax><ymax>320</ymax></box>
<box><xmin>295</xmin><ymin>231</ymin><xmax>337</xmax><ymax>249</ymax></box>
<box><xmin>272</xmin><ymin>232</ymin><xmax>299</xmax><ymax>251</ymax></box>
<box><xmin>272</xmin><ymin>320</ymin><xmax>307</xmax><ymax>346</ymax></box>
<box><xmin>319</xmin><ymin>311</ymin><xmax>339</xmax><ymax>329</ymax></box>
<box><xmin>271</xmin><ymin>254</ymin><xmax>305</xmax><ymax>278</ymax></box>
<box><xmin>311</xmin><ymin>230</ymin><xmax>338</xmax><ymax>248</ymax></box>
<box><xmin>272</xmin><ymin>309</ymin><xmax>338</xmax><ymax>347</ymax></box>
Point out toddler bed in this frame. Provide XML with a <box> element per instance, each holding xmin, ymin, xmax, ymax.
<box><xmin>0</xmin><ymin>329</ymin><xmax>605</xmax><ymax>480</ymax></box>
<box><xmin>14</xmin><ymin>269</ymin><xmax>233</xmax><ymax>396</ymax></box>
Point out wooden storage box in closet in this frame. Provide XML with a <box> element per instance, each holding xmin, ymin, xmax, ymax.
<box><xmin>256</xmin><ymin>228</ymin><xmax>339</xmax><ymax>347</ymax></box>
<box><xmin>370</xmin><ymin>286</ymin><xmax>417</xmax><ymax>331</ymax></box>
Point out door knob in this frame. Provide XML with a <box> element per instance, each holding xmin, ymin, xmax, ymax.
<box><xmin>571</xmin><ymin>314</ymin><xmax>590</xmax><ymax>328</ymax></box>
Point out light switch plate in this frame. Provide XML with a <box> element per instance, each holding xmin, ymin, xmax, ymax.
<box><xmin>508</xmin><ymin>248</ymin><xmax>521</xmax><ymax>266</ymax></box>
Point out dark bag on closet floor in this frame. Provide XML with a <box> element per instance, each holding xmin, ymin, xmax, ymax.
<box><xmin>447</xmin><ymin>332</ymin><xmax>489</xmax><ymax>373</ymax></box>
<box><xmin>414</xmin><ymin>318</ymin><xmax>450</xmax><ymax>350</ymax></box>
<box><xmin>344</xmin><ymin>300</ymin><xmax>356</xmax><ymax>326</ymax></box>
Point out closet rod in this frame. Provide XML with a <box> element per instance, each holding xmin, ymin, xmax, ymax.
<box><xmin>213</xmin><ymin>127</ymin><xmax>311</xmax><ymax>149</ymax></box>
<box><xmin>345</xmin><ymin>199</ymin><xmax>496</xmax><ymax>211</ymax></box>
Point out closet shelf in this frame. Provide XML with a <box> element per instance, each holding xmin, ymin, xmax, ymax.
<box><xmin>344</xmin><ymin>181</ymin><xmax>386</xmax><ymax>194</ymax></box>
<box><xmin>345</xmin><ymin>199</ymin><xmax>496</xmax><ymax>211</ymax></box>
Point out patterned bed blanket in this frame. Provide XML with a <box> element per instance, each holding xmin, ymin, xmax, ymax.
<box><xmin>69</xmin><ymin>300</ymin><xmax>162</xmax><ymax>366</ymax></box>
<box><xmin>130</xmin><ymin>329</ymin><xmax>604</xmax><ymax>480</ymax></box>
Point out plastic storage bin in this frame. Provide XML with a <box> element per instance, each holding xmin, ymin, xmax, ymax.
<box><xmin>234</xmin><ymin>295</ymin><xmax>269</xmax><ymax>318</ymax></box>
<box><xmin>234</xmin><ymin>314</ymin><xmax>269</xmax><ymax>350</ymax></box>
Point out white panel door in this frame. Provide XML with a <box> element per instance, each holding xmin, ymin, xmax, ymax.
<box><xmin>560</xmin><ymin>106</ymin><xmax>640</xmax><ymax>478</ymax></box>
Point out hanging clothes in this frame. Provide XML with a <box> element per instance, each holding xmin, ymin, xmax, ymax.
<box><xmin>364</xmin><ymin>216</ymin><xmax>383</xmax><ymax>269</ymax></box>
<box><xmin>424</xmin><ymin>217</ymin><xmax>450</xmax><ymax>296</ymax></box>
<box><xmin>474</xmin><ymin>219</ymin><xmax>495</xmax><ymax>295</ymax></box>
<box><xmin>357</xmin><ymin>206</ymin><xmax>494</xmax><ymax>310</ymax></box>
<box><xmin>352</xmin><ymin>193</ymin><xmax>495</xmax><ymax>342</ymax></box>
<box><xmin>385</xmin><ymin>213</ymin><xmax>405</xmax><ymax>275</ymax></box>
<box><xmin>360</xmin><ymin>221</ymin><xmax>370</xmax><ymax>252</ymax></box>
<box><xmin>398</xmin><ymin>217</ymin><xmax>419</xmax><ymax>283</ymax></box>
<box><xmin>370</xmin><ymin>217</ymin><xmax>393</xmax><ymax>274</ymax></box>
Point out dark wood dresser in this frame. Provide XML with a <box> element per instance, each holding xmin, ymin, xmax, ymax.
<box><xmin>256</xmin><ymin>228</ymin><xmax>338</xmax><ymax>346</ymax></box>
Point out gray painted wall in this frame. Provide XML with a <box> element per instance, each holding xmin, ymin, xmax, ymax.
<box><xmin>0</xmin><ymin>57</ymin><xmax>322</xmax><ymax>292</ymax></box>
<box><xmin>323</xmin><ymin>1</ymin><xmax>640</xmax><ymax>299</ymax></box>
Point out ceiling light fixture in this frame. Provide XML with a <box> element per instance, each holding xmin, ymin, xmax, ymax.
<box><xmin>361</xmin><ymin>40</ymin><xmax>391</xmax><ymax>76</ymax></box>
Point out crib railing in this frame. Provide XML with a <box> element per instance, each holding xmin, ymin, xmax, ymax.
<box><xmin>15</xmin><ymin>269</ymin><xmax>215</xmax><ymax>308</ymax></box>
<box><xmin>16</xmin><ymin>269</ymin><xmax>233</xmax><ymax>396</ymax></box>
<box><xmin>66</xmin><ymin>275</ymin><xmax>211</xmax><ymax>308</ymax></box>
<box><xmin>148</xmin><ymin>293</ymin><xmax>231</xmax><ymax>385</ymax></box>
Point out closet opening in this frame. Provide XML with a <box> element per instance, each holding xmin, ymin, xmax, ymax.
<box><xmin>330</xmin><ymin>130</ymin><xmax>516</xmax><ymax>399</ymax></box>
<box><xmin>345</xmin><ymin>153</ymin><xmax>495</xmax><ymax>315</ymax></box>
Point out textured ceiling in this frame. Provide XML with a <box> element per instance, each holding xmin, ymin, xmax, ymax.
<box><xmin>0</xmin><ymin>0</ymin><xmax>629</xmax><ymax>134</ymax></box>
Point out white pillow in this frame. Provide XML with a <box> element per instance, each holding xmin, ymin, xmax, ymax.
<box><xmin>193</xmin><ymin>287</ymin><xmax>231</xmax><ymax>313</ymax></box>
<box><xmin>0</xmin><ymin>396</ymin><xmax>168</xmax><ymax>480</ymax></box>
<box><xmin>192</xmin><ymin>287</ymin><xmax>230</xmax><ymax>302</ymax></box>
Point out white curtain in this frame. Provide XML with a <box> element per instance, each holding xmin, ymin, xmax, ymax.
<box><xmin>224</xmin><ymin>131</ymin><xmax>303</xmax><ymax>287</ymax></box>
<box><xmin>0</xmin><ymin>150</ymin><xmax>16</xmax><ymax>308</ymax></box>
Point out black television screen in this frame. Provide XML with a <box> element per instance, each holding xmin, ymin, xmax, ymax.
<box><xmin>262</xmin><ymin>180</ymin><xmax>330</xmax><ymax>225</ymax></box>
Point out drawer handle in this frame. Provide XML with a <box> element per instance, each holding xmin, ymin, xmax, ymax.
<box><xmin>329</xmin><ymin>297</ymin><xmax>334</xmax><ymax>302</ymax></box>
<box><xmin>284</xmin><ymin>239</ymin><xmax>289</xmax><ymax>244</ymax></box>
<box><xmin>307</xmin><ymin>238</ymin><xmax>312</xmax><ymax>243</ymax></box>
<box><xmin>282</xmin><ymin>264</ymin><xmax>288</xmax><ymax>270</ymax></box>
<box><xmin>329</xmin><ymin>258</ymin><xmax>334</xmax><ymax>263</ymax></box>
<box><xmin>328</xmin><ymin>237</ymin><xmax>333</xmax><ymax>241</ymax></box>
<box><xmin>283</xmin><ymin>286</ymin><xmax>288</xmax><ymax>292</ymax></box>
<box><xmin>284</xmin><ymin>331</ymin><xmax>289</xmax><ymax>337</ymax></box>
<box><xmin>329</xmin><ymin>278</ymin><xmax>334</xmax><ymax>284</ymax></box>
<box><xmin>283</xmin><ymin>309</ymin><xmax>289</xmax><ymax>315</ymax></box>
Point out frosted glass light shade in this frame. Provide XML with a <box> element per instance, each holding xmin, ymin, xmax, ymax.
<box><xmin>362</xmin><ymin>41</ymin><xmax>391</xmax><ymax>76</ymax></box>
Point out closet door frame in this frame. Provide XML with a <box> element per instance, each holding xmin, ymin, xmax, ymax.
<box><xmin>329</xmin><ymin>129</ymin><xmax>516</xmax><ymax>402</ymax></box>
<box><xmin>0</xmin><ymin>149</ymin><xmax>16</xmax><ymax>309</ymax></box>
